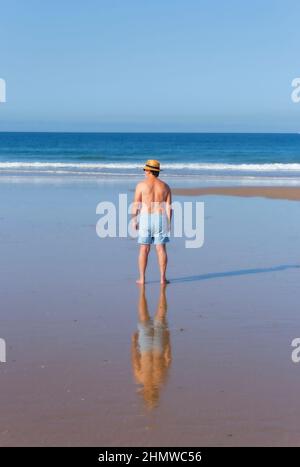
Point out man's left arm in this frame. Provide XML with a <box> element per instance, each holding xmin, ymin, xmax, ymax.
<box><xmin>166</xmin><ymin>188</ymin><xmax>172</xmax><ymax>232</ymax></box>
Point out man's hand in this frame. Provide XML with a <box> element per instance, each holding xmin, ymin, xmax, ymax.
<box><xmin>132</xmin><ymin>217</ymin><xmax>139</xmax><ymax>231</ymax></box>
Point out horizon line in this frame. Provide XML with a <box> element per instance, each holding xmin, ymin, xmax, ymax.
<box><xmin>0</xmin><ymin>131</ymin><xmax>299</xmax><ymax>135</ymax></box>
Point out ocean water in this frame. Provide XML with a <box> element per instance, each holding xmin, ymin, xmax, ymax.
<box><xmin>1</xmin><ymin>132</ymin><xmax>300</xmax><ymax>182</ymax></box>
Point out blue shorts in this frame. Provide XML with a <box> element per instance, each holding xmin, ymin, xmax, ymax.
<box><xmin>138</xmin><ymin>213</ymin><xmax>170</xmax><ymax>245</ymax></box>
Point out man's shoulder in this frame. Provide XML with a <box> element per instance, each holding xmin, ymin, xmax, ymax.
<box><xmin>135</xmin><ymin>180</ymin><xmax>146</xmax><ymax>190</ymax></box>
<box><xmin>159</xmin><ymin>179</ymin><xmax>171</xmax><ymax>191</ymax></box>
<box><xmin>135</xmin><ymin>180</ymin><xmax>151</xmax><ymax>195</ymax></box>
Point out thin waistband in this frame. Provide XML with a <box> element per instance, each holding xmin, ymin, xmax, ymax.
<box><xmin>139</xmin><ymin>212</ymin><xmax>167</xmax><ymax>217</ymax></box>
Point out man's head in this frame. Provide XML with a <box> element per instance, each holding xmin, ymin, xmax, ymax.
<box><xmin>143</xmin><ymin>159</ymin><xmax>160</xmax><ymax>178</ymax></box>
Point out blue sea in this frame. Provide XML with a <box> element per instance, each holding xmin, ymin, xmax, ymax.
<box><xmin>1</xmin><ymin>132</ymin><xmax>300</xmax><ymax>182</ymax></box>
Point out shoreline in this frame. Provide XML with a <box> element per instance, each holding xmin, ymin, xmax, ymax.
<box><xmin>172</xmin><ymin>186</ymin><xmax>300</xmax><ymax>201</ymax></box>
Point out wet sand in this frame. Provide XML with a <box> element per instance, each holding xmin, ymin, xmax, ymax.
<box><xmin>1</xmin><ymin>176</ymin><xmax>300</xmax><ymax>446</ymax></box>
<box><xmin>173</xmin><ymin>186</ymin><xmax>300</xmax><ymax>201</ymax></box>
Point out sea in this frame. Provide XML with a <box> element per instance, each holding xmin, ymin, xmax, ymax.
<box><xmin>1</xmin><ymin>132</ymin><xmax>300</xmax><ymax>184</ymax></box>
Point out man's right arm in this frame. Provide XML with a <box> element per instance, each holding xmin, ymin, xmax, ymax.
<box><xmin>132</xmin><ymin>183</ymin><xmax>142</xmax><ymax>229</ymax></box>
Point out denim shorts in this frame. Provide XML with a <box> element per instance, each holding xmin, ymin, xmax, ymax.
<box><xmin>138</xmin><ymin>213</ymin><xmax>170</xmax><ymax>245</ymax></box>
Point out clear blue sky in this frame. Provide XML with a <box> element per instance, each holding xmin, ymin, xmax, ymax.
<box><xmin>1</xmin><ymin>0</ymin><xmax>300</xmax><ymax>132</ymax></box>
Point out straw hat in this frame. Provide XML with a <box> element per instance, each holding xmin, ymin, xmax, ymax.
<box><xmin>143</xmin><ymin>159</ymin><xmax>161</xmax><ymax>172</ymax></box>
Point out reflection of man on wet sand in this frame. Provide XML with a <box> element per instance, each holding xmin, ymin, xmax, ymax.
<box><xmin>131</xmin><ymin>285</ymin><xmax>171</xmax><ymax>409</ymax></box>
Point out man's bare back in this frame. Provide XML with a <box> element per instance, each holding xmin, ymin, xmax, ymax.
<box><xmin>135</xmin><ymin>177</ymin><xmax>171</xmax><ymax>214</ymax></box>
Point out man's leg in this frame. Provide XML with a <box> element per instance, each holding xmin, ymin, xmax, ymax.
<box><xmin>155</xmin><ymin>284</ymin><xmax>167</xmax><ymax>321</ymax></box>
<box><xmin>137</xmin><ymin>244</ymin><xmax>150</xmax><ymax>284</ymax></box>
<box><xmin>155</xmin><ymin>244</ymin><xmax>169</xmax><ymax>284</ymax></box>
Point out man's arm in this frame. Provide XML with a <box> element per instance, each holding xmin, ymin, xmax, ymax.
<box><xmin>166</xmin><ymin>187</ymin><xmax>172</xmax><ymax>230</ymax></box>
<box><xmin>132</xmin><ymin>183</ymin><xmax>142</xmax><ymax>229</ymax></box>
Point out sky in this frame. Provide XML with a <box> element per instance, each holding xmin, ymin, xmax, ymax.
<box><xmin>0</xmin><ymin>0</ymin><xmax>300</xmax><ymax>132</ymax></box>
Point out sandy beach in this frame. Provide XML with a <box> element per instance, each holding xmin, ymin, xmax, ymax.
<box><xmin>0</xmin><ymin>175</ymin><xmax>300</xmax><ymax>446</ymax></box>
<box><xmin>173</xmin><ymin>186</ymin><xmax>300</xmax><ymax>201</ymax></box>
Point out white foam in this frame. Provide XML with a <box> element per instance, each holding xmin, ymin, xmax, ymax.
<box><xmin>1</xmin><ymin>161</ymin><xmax>300</xmax><ymax>172</ymax></box>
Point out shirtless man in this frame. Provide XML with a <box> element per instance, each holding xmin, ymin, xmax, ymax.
<box><xmin>132</xmin><ymin>160</ymin><xmax>172</xmax><ymax>285</ymax></box>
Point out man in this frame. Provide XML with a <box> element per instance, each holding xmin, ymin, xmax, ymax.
<box><xmin>132</xmin><ymin>160</ymin><xmax>172</xmax><ymax>285</ymax></box>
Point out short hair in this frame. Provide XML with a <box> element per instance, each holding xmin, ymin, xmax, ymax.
<box><xmin>150</xmin><ymin>170</ymin><xmax>159</xmax><ymax>177</ymax></box>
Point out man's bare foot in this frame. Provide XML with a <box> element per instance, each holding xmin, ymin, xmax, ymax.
<box><xmin>136</xmin><ymin>279</ymin><xmax>145</xmax><ymax>285</ymax></box>
<box><xmin>160</xmin><ymin>278</ymin><xmax>170</xmax><ymax>284</ymax></box>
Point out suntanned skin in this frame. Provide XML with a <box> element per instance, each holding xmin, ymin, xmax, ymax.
<box><xmin>132</xmin><ymin>171</ymin><xmax>172</xmax><ymax>285</ymax></box>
